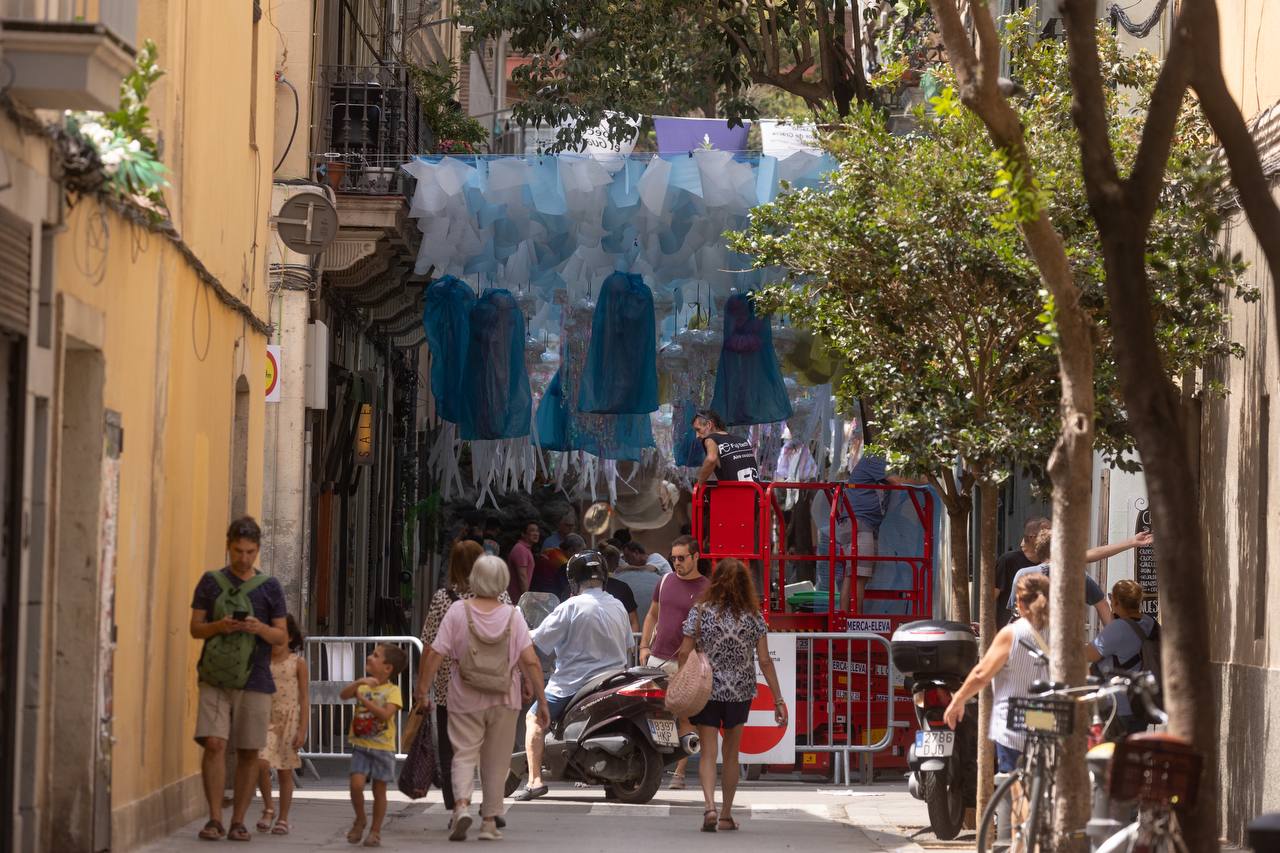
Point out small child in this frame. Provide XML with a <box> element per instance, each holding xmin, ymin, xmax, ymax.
<box><xmin>256</xmin><ymin>614</ymin><xmax>309</xmax><ymax>835</ymax></box>
<box><xmin>341</xmin><ymin>643</ymin><xmax>408</xmax><ymax>848</ymax></box>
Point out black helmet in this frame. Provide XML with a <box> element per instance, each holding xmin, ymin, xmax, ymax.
<box><xmin>566</xmin><ymin>549</ymin><xmax>609</xmax><ymax>588</ymax></box>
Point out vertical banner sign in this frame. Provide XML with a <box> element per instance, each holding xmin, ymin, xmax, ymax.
<box><xmin>732</xmin><ymin>633</ymin><xmax>796</xmax><ymax>764</ymax></box>
<box><xmin>265</xmin><ymin>345</ymin><xmax>281</xmax><ymax>402</ymax></box>
<box><xmin>1134</xmin><ymin>498</ymin><xmax>1157</xmax><ymax>616</ymax></box>
<box><xmin>354</xmin><ymin>403</ymin><xmax>374</xmax><ymax>465</ymax></box>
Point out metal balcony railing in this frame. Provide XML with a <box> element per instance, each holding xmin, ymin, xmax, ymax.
<box><xmin>2</xmin><ymin>0</ymin><xmax>137</xmax><ymax>47</ymax></box>
<box><xmin>312</xmin><ymin>63</ymin><xmax>432</xmax><ymax>196</ymax></box>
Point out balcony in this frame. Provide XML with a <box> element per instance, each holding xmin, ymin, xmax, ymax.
<box><xmin>311</xmin><ymin>63</ymin><xmax>432</xmax><ymax>197</ymax></box>
<box><xmin>1</xmin><ymin>0</ymin><xmax>137</xmax><ymax>111</ymax></box>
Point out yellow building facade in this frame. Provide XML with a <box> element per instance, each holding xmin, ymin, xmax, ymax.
<box><xmin>0</xmin><ymin>1</ymin><xmax>280</xmax><ymax>849</ymax></box>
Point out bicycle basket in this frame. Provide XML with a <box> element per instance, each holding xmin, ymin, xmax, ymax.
<box><xmin>1008</xmin><ymin>696</ymin><xmax>1074</xmax><ymax>736</ymax></box>
<box><xmin>1108</xmin><ymin>736</ymin><xmax>1202</xmax><ymax>809</ymax></box>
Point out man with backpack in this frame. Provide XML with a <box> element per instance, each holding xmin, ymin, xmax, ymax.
<box><xmin>1086</xmin><ymin>579</ymin><xmax>1162</xmax><ymax>735</ymax></box>
<box><xmin>189</xmin><ymin>517</ymin><xmax>288</xmax><ymax>842</ymax></box>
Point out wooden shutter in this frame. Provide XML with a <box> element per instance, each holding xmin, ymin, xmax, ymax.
<box><xmin>0</xmin><ymin>208</ymin><xmax>31</xmax><ymax>336</ymax></box>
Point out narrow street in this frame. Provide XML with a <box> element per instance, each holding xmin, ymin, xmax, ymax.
<box><xmin>142</xmin><ymin>780</ymin><xmax>932</xmax><ymax>852</ymax></box>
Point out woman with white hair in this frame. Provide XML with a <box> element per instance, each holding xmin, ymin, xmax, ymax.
<box><xmin>418</xmin><ymin>555</ymin><xmax>551</xmax><ymax>841</ymax></box>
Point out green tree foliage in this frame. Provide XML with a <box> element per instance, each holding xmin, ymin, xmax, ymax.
<box><xmin>455</xmin><ymin>0</ymin><xmax>875</xmax><ymax>149</ymax></box>
<box><xmin>408</xmin><ymin>60</ymin><xmax>489</xmax><ymax>153</ymax></box>
<box><xmin>729</xmin><ymin>21</ymin><xmax>1249</xmax><ymax>609</ymax></box>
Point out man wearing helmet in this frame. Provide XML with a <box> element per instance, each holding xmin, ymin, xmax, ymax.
<box><xmin>512</xmin><ymin>550</ymin><xmax>633</xmax><ymax>801</ymax></box>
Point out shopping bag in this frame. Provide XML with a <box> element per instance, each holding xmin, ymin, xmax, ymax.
<box><xmin>397</xmin><ymin>705</ymin><xmax>438</xmax><ymax>799</ymax></box>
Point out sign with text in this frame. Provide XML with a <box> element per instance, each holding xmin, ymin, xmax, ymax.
<box><xmin>759</xmin><ymin>120</ymin><xmax>820</xmax><ymax>157</ymax></box>
<box><xmin>731</xmin><ymin>633</ymin><xmax>796</xmax><ymax>764</ymax></box>
<box><xmin>1134</xmin><ymin>498</ymin><xmax>1157</xmax><ymax>616</ymax></box>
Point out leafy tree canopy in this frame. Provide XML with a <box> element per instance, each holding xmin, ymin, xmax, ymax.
<box><xmin>456</xmin><ymin>0</ymin><xmax>880</xmax><ymax>150</ymax></box>
<box><xmin>730</xmin><ymin>17</ymin><xmax>1251</xmax><ymax>494</ymax></box>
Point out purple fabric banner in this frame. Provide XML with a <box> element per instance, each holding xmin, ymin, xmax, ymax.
<box><xmin>653</xmin><ymin>116</ymin><xmax>752</xmax><ymax>153</ymax></box>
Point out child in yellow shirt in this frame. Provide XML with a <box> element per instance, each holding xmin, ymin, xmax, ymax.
<box><xmin>340</xmin><ymin>643</ymin><xmax>408</xmax><ymax>847</ymax></box>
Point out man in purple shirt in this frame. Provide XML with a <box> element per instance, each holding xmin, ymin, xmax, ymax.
<box><xmin>638</xmin><ymin>534</ymin><xmax>710</xmax><ymax>789</ymax></box>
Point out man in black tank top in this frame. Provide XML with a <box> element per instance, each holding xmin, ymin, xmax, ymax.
<box><xmin>693</xmin><ymin>409</ymin><xmax>760</xmax><ymax>488</ymax></box>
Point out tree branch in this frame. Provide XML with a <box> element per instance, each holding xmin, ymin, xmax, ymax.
<box><xmin>1061</xmin><ymin>1</ymin><xmax>1125</xmax><ymax>209</ymax></box>
<box><xmin>1126</xmin><ymin>20</ymin><xmax>1193</xmax><ymax>227</ymax></box>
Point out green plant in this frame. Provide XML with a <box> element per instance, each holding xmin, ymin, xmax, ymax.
<box><xmin>407</xmin><ymin>61</ymin><xmax>489</xmax><ymax>154</ymax></box>
<box><xmin>64</xmin><ymin>38</ymin><xmax>169</xmax><ymax>216</ymax></box>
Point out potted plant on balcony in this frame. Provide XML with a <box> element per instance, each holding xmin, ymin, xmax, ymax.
<box><xmin>407</xmin><ymin>61</ymin><xmax>489</xmax><ymax>155</ymax></box>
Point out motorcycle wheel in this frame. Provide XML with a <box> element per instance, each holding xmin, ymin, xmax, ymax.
<box><xmin>609</xmin><ymin>744</ymin><xmax>663</xmax><ymax>804</ymax></box>
<box><xmin>925</xmin><ymin>771</ymin><xmax>966</xmax><ymax>841</ymax></box>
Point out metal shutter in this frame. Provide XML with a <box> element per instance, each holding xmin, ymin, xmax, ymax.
<box><xmin>0</xmin><ymin>208</ymin><xmax>31</xmax><ymax>336</ymax></box>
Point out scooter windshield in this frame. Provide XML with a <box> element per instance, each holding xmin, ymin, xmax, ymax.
<box><xmin>517</xmin><ymin>591</ymin><xmax>560</xmax><ymax>630</ymax></box>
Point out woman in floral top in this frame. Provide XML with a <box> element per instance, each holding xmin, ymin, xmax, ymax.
<box><xmin>415</xmin><ymin>539</ymin><xmax>511</xmax><ymax>813</ymax></box>
<box><xmin>677</xmin><ymin>558</ymin><xmax>787</xmax><ymax>833</ymax></box>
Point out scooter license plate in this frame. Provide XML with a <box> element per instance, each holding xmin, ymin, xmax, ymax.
<box><xmin>648</xmin><ymin>718</ymin><xmax>679</xmax><ymax>747</ymax></box>
<box><xmin>915</xmin><ymin>730</ymin><xmax>955</xmax><ymax>758</ymax></box>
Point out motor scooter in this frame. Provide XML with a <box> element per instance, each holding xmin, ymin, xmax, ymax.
<box><xmin>891</xmin><ymin>620</ymin><xmax>979</xmax><ymax>841</ymax></box>
<box><xmin>505</xmin><ymin>665</ymin><xmax>699</xmax><ymax>803</ymax></box>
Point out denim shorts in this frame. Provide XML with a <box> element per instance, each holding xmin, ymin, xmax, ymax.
<box><xmin>351</xmin><ymin>746</ymin><xmax>397</xmax><ymax>783</ymax></box>
<box><xmin>996</xmin><ymin>743</ymin><xmax>1022</xmax><ymax>774</ymax></box>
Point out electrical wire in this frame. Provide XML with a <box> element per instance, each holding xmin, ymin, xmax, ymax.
<box><xmin>274</xmin><ymin>74</ymin><xmax>300</xmax><ymax>173</ymax></box>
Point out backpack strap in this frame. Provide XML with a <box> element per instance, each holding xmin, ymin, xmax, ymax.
<box><xmin>240</xmin><ymin>572</ymin><xmax>272</xmax><ymax>595</ymax></box>
<box><xmin>1117</xmin><ymin>617</ymin><xmax>1148</xmax><ymax>670</ymax></box>
<box><xmin>209</xmin><ymin>569</ymin><xmax>234</xmax><ymax>594</ymax></box>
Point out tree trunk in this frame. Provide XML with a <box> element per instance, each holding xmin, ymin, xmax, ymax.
<box><xmin>1094</xmin><ymin>237</ymin><xmax>1221</xmax><ymax>851</ymax></box>
<box><xmin>942</xmin><ymin>494</ymin><xmax>973</xmax><ymax>623</ymax></box>
<box><xmin>975</xmin><ymin>479</ymin><xmax>999</xmax><ymax>831</ymax></box>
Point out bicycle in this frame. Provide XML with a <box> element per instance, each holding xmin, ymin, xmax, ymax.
<box><xmin>976</xmin><ymin>643</ymin><xmax>1157</xmax><ymax>853</ymax></box>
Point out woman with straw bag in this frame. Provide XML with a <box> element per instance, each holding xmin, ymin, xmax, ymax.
<box><xmin>675</xmin><ymin>559</ymin><xmax>786</xmax><ymax>833</ymax></box>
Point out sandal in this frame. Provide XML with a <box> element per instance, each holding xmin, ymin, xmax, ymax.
<box><xmin>198</xmin><ymin>820</ymin><xmax>226</xmax><ymax>841</ymax></box>
<box><xmin>717</xmin><ymin>817</ymin><xmax>740</xmax><ymax>831</ymax></box>
<box><xmin>256</xmin><ymin>807</ymin><xmax>275</xmax><ymax>833</ymax></box>
<box><xmin>701</xmin><ymin>809</ymin><xmax>718</xmax><ymax>833</ymax></box>
<box><xmin>347</xmin><ymin>820</ymin><xmax>367</xmax><ymax>844</ymax></box>
<box><xmin>271</xmin><ymin>819</ymin><xmax>290</xmax><ymax>836</ymax></box>
<box><xmin>227</xmin><ymin>823</ymin><xmax>251</xmax><ymax>842</ymax></box>
<box><xmin>363</xmin><ymin>831</ymin><xmax>382</xmax><ymax>847</ymax></box>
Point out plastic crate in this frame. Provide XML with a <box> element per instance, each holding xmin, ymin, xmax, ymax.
<box><xmin>1108</xmin><ymin>737</ymin><xmax>1202</xmax><ymax>809</ymax></box>
<box><xmin>1007</xmin><ymin>696</ymin><xmax>1075</xmax><ymax>736</ymax></box>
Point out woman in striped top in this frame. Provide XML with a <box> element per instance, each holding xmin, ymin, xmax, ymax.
<box><xmin>943</xmin><ymin>573</ymin><xmax>1051</xmax><ymax>772</ymax></box>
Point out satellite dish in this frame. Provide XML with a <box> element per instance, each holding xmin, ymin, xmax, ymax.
<box><xmin>272</xmin><ymin>192</ymin><xmax>339</xmax><ymax>255</ymax></box>
<box><xmin>583</xmin><ymin>501</ymin><xmax>612</xmax><ymax>536</ymax></box>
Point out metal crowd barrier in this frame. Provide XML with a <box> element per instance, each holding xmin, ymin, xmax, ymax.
<box><xmin>302</xmin><ymin>635</ymin><xmax>425</xmax><ymax>761</ymax></box>
<box><xmin>795</xmin><ymin>631</ymin><xmax>904</xmax><ymax>785</ymax></box>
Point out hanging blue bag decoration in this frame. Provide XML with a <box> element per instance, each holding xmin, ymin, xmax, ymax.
<box><xmin>460</xmin><ymin>288</ymin><xmax>532</xmax><ymax>440</ymax></box>
<box><xmin>423</xmin><ymin>275</ymin><xmax>476</xmax><ymax>424</ymax></box>
<box><xmin>535</xmin><ymin>367</ymin><xmax>571</xmax><ymax>451</ymax></box>
<box><xmin>673</xmin><ymin>399</ymin><xmax>706</xmax><ymax>468</ymax></box>
<box><xmin>578</xmin><ymin>271</ymin><xmax>659</xmax><ymax>414</ymax></box>
<box><xmin>710</xmin><ymin>292</ymin><xmax>793</xmax><ymax>426</ymax></box>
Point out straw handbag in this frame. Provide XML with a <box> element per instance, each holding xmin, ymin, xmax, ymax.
<box><xmin>664</xmin><ymin>606</ymin><xmax>713</xmax><ymax>718</ymax></box>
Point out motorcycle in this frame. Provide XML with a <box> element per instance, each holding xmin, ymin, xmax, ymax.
<box><xmin>504</xmin><ymin>665</ymin><xmax>699</xmax><ymax>804</ymax></box>
<box><xmin>507</xmin><ymin>592</ymin><xmax>699</xmax><ymax>804</ymax></box>
<box><xmin>891</xmin><ymin>620</ymin><xmax>980</xmax><ymax>841</ymax></box>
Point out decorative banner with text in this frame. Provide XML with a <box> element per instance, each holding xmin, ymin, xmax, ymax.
<box><xmin>523</xmin><ymin>111</ymin><xmax>640</xmax><ymax>156</ymax></box>
<box><xmin>758</xmin><ymin>120</ymin><xmax>820</xmax><ymax>157</ymax></box>
<box><xmin>730</xmin><ymin>632</ymin><xmax>796</xmax><ymax>764</ymax></box>
<box><xmin>653</xmin><ymin>115</ymin><xmax>752</xmax><ymax>153</ymax></box>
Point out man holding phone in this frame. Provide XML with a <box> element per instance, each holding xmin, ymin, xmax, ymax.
<box><xmin>188</xmin><ymin>517</ymin><xmax>288</xmax><ymax>842</ymax></box>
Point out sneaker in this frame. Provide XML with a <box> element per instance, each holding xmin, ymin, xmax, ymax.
<box><xmin>668</xmin><ymin>775</ymin><xmax>686</xmax><ymax>790</ymax></box>
<box><xmin>450</xmin><ymin>807</ymin><xmax>473</xmax><ymax>842</ymax></box>
<box><xmin>477</xmin><ymin>821</ymin><xmax>503</xmax><ymax>841</ymax></box>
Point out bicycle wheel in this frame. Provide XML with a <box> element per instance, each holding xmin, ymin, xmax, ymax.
<box><xmin>976</xmin><ymin>770</ymin><xmax>1022</xmax><ymax>853</ymax></box>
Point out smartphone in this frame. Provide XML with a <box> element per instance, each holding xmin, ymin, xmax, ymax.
<box><xmin>232</xmin><ymin>610</ymin><xmax>250</xmax><ymax>621</ymax></box>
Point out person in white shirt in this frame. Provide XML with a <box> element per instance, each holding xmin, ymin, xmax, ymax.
<box><xmin>513</xmin><ymin>550</ymin><xmax>632</xmax><ymax>801</ymax></box>
<box><xmin>622</xmin><ymin>541</ymin><xmax>672</xmax><ymax>576</ymax></box>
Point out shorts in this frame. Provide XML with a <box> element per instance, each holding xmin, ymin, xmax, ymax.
<box><xmin>534</xmin><ymin>693</ymin><xmax>574</xmax><ymax>724</ymax></box>
<box><xmin>647</xmin><ymin>655</ymin><xmax>679</xmax><ymax>676</ymax></box>
<box><xmin>996</xmin><ymin>743</ymin><xmax>1022</xmax><ymax>774</ymax></box>
<box><xmin>855</xmin><ymin>529</ymin><xmax>877</xmax><ymax>579</ymax></box>
<box><xmin>194</xmin><ymin>684</ymin><xmax>272</xmax><ymax>751</ymax></box>
<box><xmin>351</xmin><ymin>746</ymin><xmax>397</xmax><ymax>783</ymax></box>
<box><xmin>690</xmin><ymin>699</ymin><xmax>752</xmax><ymax>730</ymax></box>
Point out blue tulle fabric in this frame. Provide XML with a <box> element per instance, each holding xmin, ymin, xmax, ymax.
<box><xmin>422</xmin><ymin>275</ymin><xmax>476</xmax><ymax>424</ymax></box>
<box><xmin>710</xmin><ymin>293</ymin><xmax>793</xmax><ymax>426</ymax></box>
<box><xmin>672</xmin><ymin>398</ymin><xmax>705</xmax><ymax>468</ymax></box>
<box><xmin>460</xmin><ymin>288</ymin><xmax>532</xmax><ymax>440</ymax></box>
<box><xmin>535</xmin><ymin>368</ymin><xmax>571</xmax><ymax>451</ymax></box>
<box><xmin>537</xmin><ymin>367</ymin><xmax>655</xmax><ymax>460</ymax></box>
<box><xmin>578</xmin><ymin>272</ymin><xmax>659</xmax><ymax>414</ymax></box>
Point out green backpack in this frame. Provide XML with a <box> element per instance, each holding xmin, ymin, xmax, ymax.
<box><xmin>197</xmin><ymin>570</ymin><xmax>271</xmax><ymax>689</ymax></box>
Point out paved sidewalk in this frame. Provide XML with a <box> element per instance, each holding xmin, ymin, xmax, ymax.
<box><xmin>140</xmin><ymin>780</ymin><xmax>936</xmax><ymax>852</ymax></box>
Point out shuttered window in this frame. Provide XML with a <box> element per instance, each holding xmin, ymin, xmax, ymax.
<box><xmin>0</xmin><ymin>208</ymin><xmax>32</xmax><ymax>336</ymax></box>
